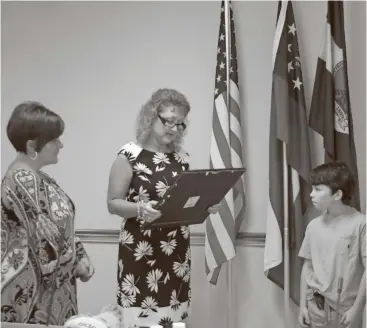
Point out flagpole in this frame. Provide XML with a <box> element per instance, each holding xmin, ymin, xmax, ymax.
<box><xmin>224</xmin><ymin>1</ymin><xmax>234</xmax><ymax>328</ymax></box>
<box><xmin>283</xmin><ymin>142</ymin><xmax>291</xmax><ymax>328</ymax></box>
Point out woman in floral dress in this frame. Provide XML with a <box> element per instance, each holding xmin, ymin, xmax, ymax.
<box><xmin>1</xmin><ymin>102</ymin><xmax>94</xmax><ymax>325</ymax></box>
<box><xmin>107</xmin><ymin>89</ymin><xmax>220</xmax><ymax>327</ymax></box>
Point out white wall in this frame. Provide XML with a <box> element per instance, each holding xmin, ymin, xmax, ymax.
<box><xmin>1</xmin><ymin>2</ymin><xmax>365</xmax><ymax>231</ymax></box>
<box><xmin>1</xmin><ymin>2</ymin><xmax>365</xmax><ymax>328</ymax></box>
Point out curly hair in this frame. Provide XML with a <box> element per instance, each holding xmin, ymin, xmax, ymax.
<box><xmin>136</xmin><ymin>88</ymin><xmax>190</xmax><ymax>151</ymax></box>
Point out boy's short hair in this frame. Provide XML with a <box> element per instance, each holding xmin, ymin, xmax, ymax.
<box><xmin>309</xmin><ymin>161</ymin><xmax>355</xmax><ymax>204</ymax></box>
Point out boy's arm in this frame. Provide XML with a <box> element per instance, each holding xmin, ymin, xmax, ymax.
<box><xmin>300</xmin><ymin>260</ymin><xmax>312</xmax><ymax>309</ymax></box>
<box><xmin>298</xmin><ymin>225</ymin><xmax>312</xmax><ymax>308</ymax></box>
<box><xmin>351</xmin><ymin>221</ymin><xmax>366</xmax><ymax>313</ymax></box>
<box><xmin>298</xmin><ymin>227</ymin><xmax>312</xmax><ymax>327</ymax></box>
<box><xmin>352</xmin><ymin>222</ymin><xmax>366</xmax><ymax>313</ymax></box>
<box><xmin>351</xmin><ymin>268</ymin><xmax>365</xmax><ymax>313</ymax></box>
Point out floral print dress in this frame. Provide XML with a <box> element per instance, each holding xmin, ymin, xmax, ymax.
<box><xmin>1</xmin><ymin>168</ymin><xmax>93</xmax><ymax>325</ymax></box>
<box><xmin>116</xmin><ymin>142</ymin><xmax>191</xmax><ymax>327</ymax></box>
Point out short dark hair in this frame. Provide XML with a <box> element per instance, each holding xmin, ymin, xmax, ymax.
<box><xmin>7</xmin><ymin>101</ymin><xmax>65</xmax><ymax>153</ymax></box>
<box><xmin>309</xmin><ymin>161</ymin><xmax>355</xmax><ymax>204</ymax></box>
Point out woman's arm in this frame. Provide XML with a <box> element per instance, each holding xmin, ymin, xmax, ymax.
<box><xmin>107</xmin><ymin>154</ymin><xmax>139</xmax><ymax>218</ymax></box>
<box><xmin>73</xmin><ymin>237</ymin><xmax>95</xmax><ymax>282</ymax></box>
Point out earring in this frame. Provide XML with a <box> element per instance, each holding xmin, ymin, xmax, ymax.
<box><xmin>29</xmin><ymin>152</ymin><xmax>38</xmax><ymax>160</ymax></box>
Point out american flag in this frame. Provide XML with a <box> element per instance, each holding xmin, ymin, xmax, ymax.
<box><xmin>205</xmin><ymin>0</ymin><xmax>246</xmax><ymax>284</ymax></box>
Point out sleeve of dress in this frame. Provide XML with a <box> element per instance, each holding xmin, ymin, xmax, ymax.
<box><xmin>1</xmin><ymin>190</ymin><xmax>29</xmax><ymax>290</ymax></box>
<box><xmin>74</xmin><ymin>236</ymin><xmax>91</xmax><ymax>261</ymax></box>
<box><xmin>3</xmin><ymin>169</ymin><xmax>67</xmax><ymax>287</ymax></box>
<box><xmin>117</xmin><ymin>142</ymin><xmax>141</xmax><ymax>166</ymax></box>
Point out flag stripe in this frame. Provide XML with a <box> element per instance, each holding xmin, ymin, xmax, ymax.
<box><xmin>210</xmin><ymin>135</ymin><xmax>227</xmax><ymax>169</ymax></box>
<box><xmin>319</xmin><ymin>24</ymin><xmax>333</xmax><ymax>72</ymax></box>
<box><xmin>229</xmin><ymin>80</ymin><xmax>240</xmax><ymax>103</ymax></box>
<box><xmin>232</xmin><ymin>183</ymin><xmax>239</xmax><ymax>200</ymax></box>
<box><xmin>205</xmin><ymin>218</ymin><xmax>228</xmax><ymax>267</ymax></box>
<box><xmin>205</xmin><ymin>233</ymin><xmax>217</xmax><ymax>273</ymax></box>
<box><xmin>214</xmin><ymin>199</ymin><xmax>236</xmax><ymax>243</ymax></box>
<box><xmin>206</xmin><ymin>264</ymin><xmax>221</xmax><ymax>284</ymax></box>
<box><xmin>229</xmin><ymin>81</ymin><xmax>240</xmax><ymax>116</ymax></box>
<box><xmin>205</xmin><ymin>207</ymin><xmax>235</xmax><ymax>268</ymax></box>
<box><xmin>264</xmin><ymin>200</ymin><xmax>283</xmax><ymax>272</ymax></box>
<box><xmin>272</xmin><ymin>1</ymin><xmax>288</xmax><ymax>69</ymax></box>
<box><xmin>230</xmin><ymin>131</ymin><xmax>243</xmax><ymax>165</ymax></box>
<box><xmin>215</xmin><ymin>95</ymin><xmax>230</xmax><ymax>142</ymax></box>
<box><xmin>234</xmin><ymin>195</ymin><xmax>245</xmax><ymax>232</ymax></box>
<box><xmin>209</xmin><ymin>153</ymin><xmax>236</xmax><ymax>222</ymax></box>
<box><xmin>233</xmin><ymin>179</ymin><xmax>245</xmax><ymax>206</ymax></box>
<box><xmin>212</xmin><ymin>103</ymin><xmax>231</xmax><ymax>166</ymax></box>
<box><xmin>229</xmin><ymin>114</ymin><xmax>241</xmax><ymax>144</ymax></box>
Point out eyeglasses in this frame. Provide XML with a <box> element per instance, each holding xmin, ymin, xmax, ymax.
<box><xmin>158</xmin><ymin>115</ymin><xmax>187</xmax><ymax>131</ymax></box>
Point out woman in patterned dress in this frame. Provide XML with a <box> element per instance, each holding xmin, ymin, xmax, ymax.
<box><xmin>1</xmin><ymin>102</ymin><xmax>95</xmax><ymax>325</ymax></box>
<box><xmin>107</xmin><ymin>89</ymin><xmax>220</xmax><ymax>327</ymax></box>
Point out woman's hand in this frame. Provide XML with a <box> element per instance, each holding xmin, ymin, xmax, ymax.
<box><xmin>75</xmin><ymin>258</ymin><xmax>95</xmax><ymax>282</ymax></box>
<box><xmin>140</xmin><ymin>200</ymin><xmax>162</xmax><ymax>223</ymax></box>
<box><xmin>207</xmin><ymin>202</ymin><xmax>221</xmax><ymax>215</ymax></box>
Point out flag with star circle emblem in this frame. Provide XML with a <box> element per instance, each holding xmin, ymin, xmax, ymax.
<box><xmin>309</xmin><ymin>0</ymin><xmax>360</xmax><ymax>210</ymax></box>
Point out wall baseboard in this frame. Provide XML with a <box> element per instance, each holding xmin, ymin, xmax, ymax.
<box><xmin>76</xmin><ymin>229</ymin><xmax>266</xmax><ymax>247</ymax></box>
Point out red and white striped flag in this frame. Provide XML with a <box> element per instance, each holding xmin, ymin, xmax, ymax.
<box><xmin>205</xmin><ymin>0</ymin><xmax>246</xmax><ymax>284</ymax></box>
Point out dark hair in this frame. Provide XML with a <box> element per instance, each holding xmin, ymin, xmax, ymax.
<box><xmin>7</xmin><ymin>101</ymin><xmax>65</xmax><ymax>153</ymax></box>
<box><xmin>309</xmin><ymin>161</ymin><xmax>355</xmax><ymax>204</ymax></box>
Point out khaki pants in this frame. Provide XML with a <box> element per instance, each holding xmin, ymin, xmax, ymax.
<box><xmin>307</xmin><ymin>291</ymin><xmax>362</xmax><ymax>328</ymax></box>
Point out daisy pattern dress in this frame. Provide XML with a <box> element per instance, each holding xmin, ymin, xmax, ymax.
<box><xmin>116</xmin><ymin>142</ymin><xmax>191</xmax><ymax>327</ymax></box>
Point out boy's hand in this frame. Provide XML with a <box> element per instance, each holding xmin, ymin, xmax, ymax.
<box><xmin>340</xmin><ymin>307</ymin><xmax>358</xmax><ymax>328</ymax></box>
<box><xmin>298</xmin><ymin>307</ymin><xmax>310</xmax><ymax>327</ymax></box>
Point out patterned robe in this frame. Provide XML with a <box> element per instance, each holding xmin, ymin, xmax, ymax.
<box><xmin>116</xmin><ymin>142</ymin><xmax>191</xmax><ymax>327</ymax></box>
<box><xmin>1</xmin><ymin>168</ymin><xmax>93</xmax><ymax>325</ymax></box>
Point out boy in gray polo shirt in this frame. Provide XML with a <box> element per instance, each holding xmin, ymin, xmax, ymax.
<box><xmin>298</xmin><ymin>162</ymin><xmax>365</xmax><ymax>328</ymax></box>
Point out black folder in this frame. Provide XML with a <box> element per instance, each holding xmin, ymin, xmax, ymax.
<box><xmin>141</xmin><ymin>168</ymin><xmax>246</xmax><ymax>229</ymax></box>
